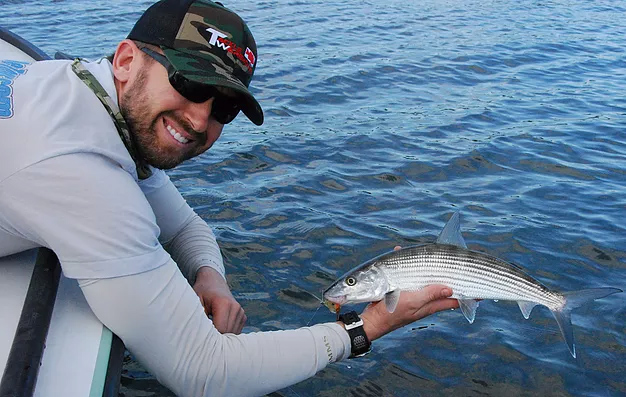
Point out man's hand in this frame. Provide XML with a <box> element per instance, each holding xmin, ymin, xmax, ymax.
<box><xmin>359</xmin><ymin>285</ymin><xmax>459</xmax><ymax>341</ymax></box>
<box><xmin>193</xmin><ymin>267</ymin><xmax>247</xmax><ymax>334</ymax></box>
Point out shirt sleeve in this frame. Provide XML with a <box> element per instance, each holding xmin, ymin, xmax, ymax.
<box><xmin>0</xmin><ymin>153</ymin><xmax>171</xmax><ymax>279</ymax></box>
<box><xmin>137</xmin><ymin>169</ymin><xmax>191</xmax><ymax>244</ymax></box>
<box><xmin>78</xmin><ymin>260</ymin><xmax>351</xmax><ymax>397</ymax></box>
<box><xmin>140</xmin><ymin>172</ymin><xmax>225</xmax><ymax>282</ymax></box>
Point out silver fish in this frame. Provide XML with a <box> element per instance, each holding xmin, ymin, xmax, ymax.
<box><xmin>323</xmin><ymin>211</ymin><xmax>622</xmax><ymax>357</ymax></box>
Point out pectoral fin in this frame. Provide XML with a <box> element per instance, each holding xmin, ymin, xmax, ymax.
<box><xmin>458</xmin><ymin>299</ymin><xmax>479</xmax><ymax>324</ymax></box>
<box><xmin>384</xmin><ymin>290</ymin><xmax>401</xmax><ymax>313</ymax></box>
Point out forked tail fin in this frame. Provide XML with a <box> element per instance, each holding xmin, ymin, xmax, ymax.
<box><xmin>551</xmin><ymin>287</ymin><xmax>622</xmax><ymax>358</ymax></box>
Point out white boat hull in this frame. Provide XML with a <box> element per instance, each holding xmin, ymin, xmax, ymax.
<box><xmin>0</xmin><ymin>30</ymin><xmax>121</xmax><ymax>397</ymax></box>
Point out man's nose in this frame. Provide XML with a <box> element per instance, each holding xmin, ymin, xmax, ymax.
<box><xmin>183</xmin><ymin>97</ymin><xmax>213</xmax><ymax>133</ymax></box>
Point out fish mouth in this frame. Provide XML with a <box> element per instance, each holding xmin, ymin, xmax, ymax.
<box><xmin>322</xmin><ymin>296</ymin><xmax>346</xmax><ymax>314</ymax></box>
<box><xmin>322</xmin><ymin>295</ymin><xmax>347</xmax><ymax>306</ymax></box>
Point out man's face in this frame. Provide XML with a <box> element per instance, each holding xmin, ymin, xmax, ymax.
<box><xmin>119</xmin><ymin>50</ymin><xmax>225</xmax><ymax>170</ymax></box>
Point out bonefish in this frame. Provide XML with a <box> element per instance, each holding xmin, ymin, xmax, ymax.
<box><xmin>323</xmin><ymin>211</ymin><xmax>621</xmax><ymax>357</ymax></box>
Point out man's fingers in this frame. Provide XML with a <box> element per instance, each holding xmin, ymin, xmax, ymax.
<box><xmin>234</xmin><ymin>309</ymin><xmax>247</xmax><ymax>334</ymax></box>
<box><xmin>212</xmin><ymin>303</ymin><xmax>246</xmax><ymax>334</ymax></box>
<box><xmin>227</xmin><ymin>306</ymin><xmax>245</xmax><ymax>334</ymax></box>
<box><xmin>361</xmin><ymin>285</ymin><xmax>459</xmax><ymax>341</ymax></box>
<box><xmin>420</xmin><ymin>298</ymin><xmax>459</xmax><ymax>317</ymax></box>
<box><xmin>212</xmin><ymin>300</ymin><xmax>235</xmax><ymax>333</ymax></box>
<box><xmin>417</xmin><ymin>285</ymin><xmax>453</xmax><ymax>302</ymax></box>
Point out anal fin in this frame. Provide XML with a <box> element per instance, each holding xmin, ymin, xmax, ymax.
<box><xmin>518</xmin><ymin>301</ymin><xmax>537</xmax><ymax>320</ymax></box>
<box><xmin>458</xmin><ymin>299</ymin><xmax>479</xmax><ymax>324</ymax></box>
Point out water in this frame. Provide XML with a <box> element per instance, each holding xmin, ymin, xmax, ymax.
<box><xmin>2</xmin><ymin>0</ymin><xmax>625</xmax><ymax>395</ymax></box>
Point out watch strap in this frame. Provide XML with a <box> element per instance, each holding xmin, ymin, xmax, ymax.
<box><xmin>338</xmin><ymin>311</ymin><xmax>371</xmax><ymax>358</ymax></box>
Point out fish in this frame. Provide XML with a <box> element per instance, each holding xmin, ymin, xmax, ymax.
<box><xmin>322</xmin><ymin>211</ymin><xmax>622</xmax><ymax>357</ymax></box>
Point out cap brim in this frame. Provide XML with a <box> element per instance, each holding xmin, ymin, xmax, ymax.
<box><xmin>163</xmin><ymin>48</ymin><xmax>264</xmax><ymax>126</ymax></box>
<box><xmin>240</xmin><ymin>94</ymin><xmax>264</xmax><ymax>126</ymax></box>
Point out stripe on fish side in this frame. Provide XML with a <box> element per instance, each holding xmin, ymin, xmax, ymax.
<box><xmin>384</xmin><ymin>250</ymin><xmax>560</xmax><ymax>293</ymax></box>
<box><xmin>380</xmin><ymin>258</ymin><xmax>565</xmax><ymax>309</ymax></box>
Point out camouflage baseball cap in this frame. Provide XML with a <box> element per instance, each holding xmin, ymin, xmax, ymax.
<box><xmin>128</xmin><ymin>0</ymin><xmax>263</xmax><ymax>125</ymax></box>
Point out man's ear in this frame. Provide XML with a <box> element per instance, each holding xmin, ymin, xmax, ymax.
<box><xmin>112</xmin><ymin>40</ymin><xmax>139</xmax><ymax>83</ymax></box>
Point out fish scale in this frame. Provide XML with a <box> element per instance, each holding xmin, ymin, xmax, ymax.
<box><xmin>379</xmin><ymin>244</ymin><xmax>565</xmax><ymax>310</ymax></box>
<box><xmin>323</xmin><ymin>211</ymin><xmax>621</xmax><ymax>357</ymax></box>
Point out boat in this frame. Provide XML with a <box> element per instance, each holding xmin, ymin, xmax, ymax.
<box><xmin>0</xmin><ymin>27</ymin><xmax>124</xmax><ymax>397</ymax></box>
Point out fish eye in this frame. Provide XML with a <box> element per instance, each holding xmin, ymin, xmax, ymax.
<box><xmin>345</xmin><ymin>277</ymin><xmax>357</xmax><ymax>286</ymax></box>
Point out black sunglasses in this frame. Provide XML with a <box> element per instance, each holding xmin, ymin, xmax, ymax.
<box><xmin>139</xmin><ymin>47</ymin><xmax>241</xmax><ymax>125</ymax></box>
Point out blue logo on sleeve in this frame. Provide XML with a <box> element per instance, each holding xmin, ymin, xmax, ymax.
<box><xmin>0</xmin><ymin>60</ymin><xmax>29</xmax><ymax>119</ymax></box>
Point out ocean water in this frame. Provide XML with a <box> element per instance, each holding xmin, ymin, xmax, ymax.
<box><xmin>2</xmin><ymin>0</ymin><xmax>625</xmax><ymax>396</ymax></box>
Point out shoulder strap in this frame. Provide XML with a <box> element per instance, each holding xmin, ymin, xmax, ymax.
<box><xmin>71</xmin><ymin>59</ymin><xmax>152</xmax><ymax>179</ymax></box>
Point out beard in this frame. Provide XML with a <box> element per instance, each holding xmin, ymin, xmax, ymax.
<box><xmin>118</xmin><ymin>70</ymin><xmax>207</xmax><ymax>170</ymax></box>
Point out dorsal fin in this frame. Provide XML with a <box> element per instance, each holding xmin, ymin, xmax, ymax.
<box><xmin>436</xmin><ymin>210</ymin><xmax>467</xmax><ymax>249</ymax></box>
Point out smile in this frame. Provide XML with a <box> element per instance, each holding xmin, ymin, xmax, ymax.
<box><xmin>166</xmin><ymin>123</ymin><xmax>189</xmax><ymax>144</ymax></box>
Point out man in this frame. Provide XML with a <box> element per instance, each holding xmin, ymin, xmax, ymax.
<box><xmin>0</xmin><ymin>0</ymin><xmax>458</xmax><ymax>395</ymax></box>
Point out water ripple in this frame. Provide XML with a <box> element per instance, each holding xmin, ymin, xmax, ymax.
<box><xmin>3</xmin><ymin>0</ymin><xmax>625</xmax><ymax>395</ymax></box>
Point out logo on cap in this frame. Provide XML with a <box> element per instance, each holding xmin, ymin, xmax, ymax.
<box><xmin>244</xmin><ymin>47</ymin><xmax>256</xmax><ymax>69</ymax></box>
<box><xmin>203</xmin><ymin>26</ymin><xmax>255</xmax><ymax>74</ymax></box>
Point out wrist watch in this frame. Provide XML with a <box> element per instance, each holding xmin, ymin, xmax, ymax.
<box><xmin>338</xmin><ymin>311</ymin><xmax>371</xmax><ymax>358</ymax></box>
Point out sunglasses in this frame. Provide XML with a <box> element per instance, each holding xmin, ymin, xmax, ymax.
<box><xmin>139</xmin><ymin>47</ymin><xmax>241</xmax><ymax>125</ymax></box>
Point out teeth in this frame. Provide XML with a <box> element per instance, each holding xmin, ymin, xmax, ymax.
<box><xmin>166</xmin><ymin>124</ymin><xmax>189</xmax><ymax>144</ymax></box>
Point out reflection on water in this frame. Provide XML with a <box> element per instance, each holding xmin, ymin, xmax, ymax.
<box><xmin>2</xmin><ymin>0</ymin><xmax>625</xmax><ymax>395</ymax></box>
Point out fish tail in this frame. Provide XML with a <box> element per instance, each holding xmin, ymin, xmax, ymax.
<box><xmin>551</xmin><ymin>287</ymin><xmax>622</xmax><ymax>358</ymax></box>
